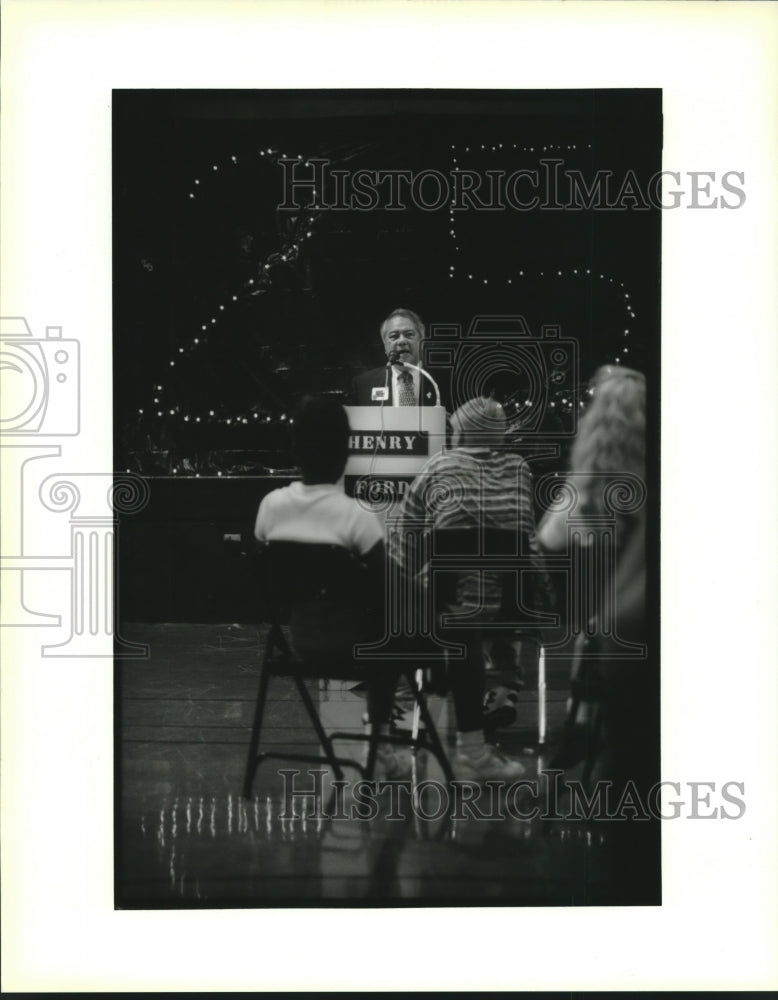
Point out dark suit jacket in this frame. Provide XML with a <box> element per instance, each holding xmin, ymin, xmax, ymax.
<box><xmin>349</xmin><ymin>366</ymin><xmax>450</xmax><ymax>409</ymax></box>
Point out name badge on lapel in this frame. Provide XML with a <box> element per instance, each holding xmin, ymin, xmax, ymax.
<box><xmin>371</xmin><ymin>387</ymin><xmax>389</xmax><ymax>402</ymax></box>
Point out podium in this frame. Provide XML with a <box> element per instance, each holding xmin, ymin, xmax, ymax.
<box><xmin>343</xmin><ymin>405</ymin><xmax>446</xmax><ymax>509</ymax></box>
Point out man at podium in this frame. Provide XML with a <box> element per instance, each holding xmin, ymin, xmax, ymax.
<box><xmin>348</xmin><ymin>307</ymin><xmax>449</xmax><ymax>410</ymax></box>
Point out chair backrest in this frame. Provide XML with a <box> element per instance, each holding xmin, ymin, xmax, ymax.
<box><xmin>252</xmin><ymin>540</ymin><xmax>370</xmax><ymax>659</ymax></box>
<box><xmin>253</xmin><ymin>540</ymin><xmax>366</xmax><ymax>606</ymax></box>
<box><xmin>429</xmin><ymin>527</ymin><xmax>553</xmax><ymax>618</ymax></box>
<box><xmin>431</xmin><ymin>527</ymin><xmax>531</xmax><ymax>560</ymax></box>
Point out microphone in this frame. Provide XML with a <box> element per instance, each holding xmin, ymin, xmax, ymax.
<box><xmin>386</xmin><ymin>348</ymin><xmax>404</xmax><ymax>367</ymax></box>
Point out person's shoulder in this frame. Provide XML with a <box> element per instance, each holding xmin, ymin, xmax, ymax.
<box><xmin>504</xmin><ymin>450</ymin><xmax>532</xmax><ymax>473</ymax></box>
<box><xmin>354</xmin><ymin>367</ymin><xmax>384</xmax><ymax>386</ymax></box>
<box><xmin>341</xmin><ymin>494</ymin><xmax>384</xmax><ymax>545</ymax></box>
<box><xmin>418</xmin><ymin>448</ymin><xmax>460</xmax><ymax>477</ymax></box>
<box><xmin>340</xmin><ymin>491</ymin><xmax>377</xmax><ymax>520</ymax></box>
<box><xmin>351</xmin><ymin>367</ymin><xmax>389</xmax><ymax>405</ymax></box>
<box><xmin>259</xmin><ymin>483</ymin><xmax>295</xmax><ymax>510</ymax></box>
<box><xmin>266</xmin><ymin>482</ymin><xmax>295</xmax><ymax>498</ymax></box>
<box><xmin>435</xmin><ymin>448</ymin><xmax>463</xmax><ymax>467</ymax></box>
<box><xmin>255</xmin><ymin>483</ymin><xmax>295</xmax><ymax>539</ymax></box>
<box><xmin>345</xmin><ymin>497</ymin><xmax>378</xmax><ymax>521</ymax></box>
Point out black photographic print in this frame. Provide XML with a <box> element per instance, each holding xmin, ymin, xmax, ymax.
<box><xmin>113</xmin><ymin>89</ymin><xmax>662</xmax><ymax>908</ymax></box>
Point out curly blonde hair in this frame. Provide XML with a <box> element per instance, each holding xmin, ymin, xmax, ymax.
<box><xmin>569</xmin><ymin>366</ymin><xmax>646</xmax><ymax>517</ymax></box>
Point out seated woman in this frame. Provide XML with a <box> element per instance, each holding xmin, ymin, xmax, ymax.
<box><xmin>538</xmin><ymin>365</ymin><xmax>655</xmax><ymax>901</ymax></box>
<box><xmin>537</xmin><ymin>365</ymin><xmax>649</xmax><ymax>769</ymax></box>
<box><xmin>254</xmin><ymin>394</ymin><xmax>407</xmax><ymax>778</ymax></box>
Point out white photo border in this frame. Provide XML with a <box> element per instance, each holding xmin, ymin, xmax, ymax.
<box><xmin>1</xmin><ymin>0</ymin><xmax>777</xmax><ymax>991</ymax></box>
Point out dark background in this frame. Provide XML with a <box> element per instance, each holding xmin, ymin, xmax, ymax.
<box><xmin>113</xmin><ymin>89</ymin><xmax>661</xmax><ymax>622</ymax></box>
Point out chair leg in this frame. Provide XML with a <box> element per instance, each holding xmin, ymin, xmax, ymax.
<box><xmin>548</xmin><ymin>691</ymin><xmax>582</xmax><ymax>771</ymax></box>
<box><xmin>411</xmin><ymin>674</ymin><xmax>455</xmax><ymax>784</ymax></box>
<box><xmin>242</xmin><ymin>651</ymin><xmax>272</xmax><ymax>799</ymax></box>
<box><xmin>411</xmin><ymin>668</ymin><xmax>423</xmax><ymax>741</ymax></box>
<box><xmin>582</xmin><ymin>702</ymin><xmax>603</xmax><ymax>787</ymax></box>
<box><xmin>364</xmin><ymin>720</ymin><xmax>380</xmax><ymax>780</ymax></box>
<box><xmin>363</xmin><ymin>673</ymin><xmax>397</xmax><ymax>778</ymax></box>
<box><xmin>538</xmin><ymin>643</ymin><xmax>547</xmax><ymax>746</ymax></box>
<box><xmin>294</xmin><ymin>674</ymin><xmax>345</xmax><ymax>781</ymax></box>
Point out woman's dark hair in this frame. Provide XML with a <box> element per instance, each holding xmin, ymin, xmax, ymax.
<box><xmin>292</xmin><ymin>394</ymin><xmax>350</xmax><ymax>483</ymax></box>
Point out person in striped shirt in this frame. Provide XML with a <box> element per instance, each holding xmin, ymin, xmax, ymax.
<box><xmin>388</xmin><ymin>396</ymin><xmax>547</xmax><ymax>781</ymax></box>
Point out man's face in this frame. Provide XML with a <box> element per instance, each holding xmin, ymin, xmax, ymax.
<box><xmin>382</xmin><ymin>315</ymin><xmax>422</xmax><ymax>366</ymax></box>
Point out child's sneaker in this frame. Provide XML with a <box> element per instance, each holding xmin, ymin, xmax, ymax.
<box><xmin>361</xmin><ymin>740</ymin><xmax>413</xmax><ymax>781</ymax></box>
<box><xmin>482</xmin><ymin>685</ymin><xmax>521</xmax><ymax>732</ymax></box>
<box><xmin>375</xmin><ymin>746</ymin><xmax>413</xmax><ymax>781</ymax></box>
<box><xmin>453</xmin><ymin>744</ymin><xmax>526</xmax><ymax>782</ymax></box>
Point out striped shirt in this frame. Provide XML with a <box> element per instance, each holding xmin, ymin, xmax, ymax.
<box><xmin>388</xmin><ymin>446</ymin><xmax>542</xmax><ymax>617</ymax></box>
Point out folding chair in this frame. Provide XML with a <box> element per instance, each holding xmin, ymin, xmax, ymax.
<box><xmin>242</xmin><ymin>540</ymin><xmax>454</xmax><ymax>799</ymax></box>
<box><xmin>429</xmin><ymin>527</ymin><xmax>555</xmax><ymax>745</ymax></box>
<box><xmin>549</xmin><ymin>629</ymin><xmax>605</xmax><ymax>783</ymax></box>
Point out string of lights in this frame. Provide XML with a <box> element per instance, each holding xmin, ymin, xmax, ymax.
<box><xmin>447</xmin><ymin>141</ymin><xmax>638</xmax><ymax>415</ymax></box>
<box><xmin>138</xmin><ymin>148</ymin><xmax>321</xmax><ymax>427</ymax></box>
<box><xmin>137</xmin><ymin>140</ymin><xmax>640</xmax><ymax>441</ymax></box>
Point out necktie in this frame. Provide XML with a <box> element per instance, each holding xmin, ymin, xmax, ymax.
<box><xmin>397</xmin><ymin>370</ymin><xmax>416</xmax><ymax>406</ymax></box>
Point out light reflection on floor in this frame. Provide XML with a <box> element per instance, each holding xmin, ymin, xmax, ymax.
<box><xmin>117</xmin><ymin>624</ymin><xmax>653</xmax><ymax>906</ymax></box>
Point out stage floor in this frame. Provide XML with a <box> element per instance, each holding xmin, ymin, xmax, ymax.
<box><xmin>116</xmin><ymin>623</ymin><xmax>655</xmax><ymax>907</ymax></box>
